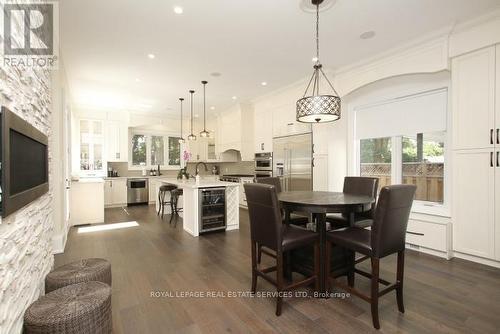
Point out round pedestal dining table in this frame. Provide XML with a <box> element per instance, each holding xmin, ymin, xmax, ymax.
<box><xmin>278</xmin><ymin>191</ymin><xmax>374</xmax><ymax>293</ymax></box>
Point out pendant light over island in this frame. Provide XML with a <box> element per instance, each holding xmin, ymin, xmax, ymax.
<box><xmin>187</xmin><ymin>90</ymin><xmax>197</xmax><ymax>141</ymax></box>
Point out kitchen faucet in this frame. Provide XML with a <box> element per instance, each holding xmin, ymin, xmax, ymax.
<box><xmin>195</xmin><ymin>162</ymin><xmax>209</xmax><ymax>176</ymax></box>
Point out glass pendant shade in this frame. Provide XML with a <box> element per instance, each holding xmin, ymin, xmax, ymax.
<box><xmin>199</xmin><ymin>80</ymin><xmax>210</xmax><ymax>138</ymax></box>
<box><xmin>188</xmin><ymin>90</ymin><xmax>196</xmax><ymax>141</ymax></box>
<box><xmin>178</xmin><ymin>97</ymin><xmax>185</xmax><ymax>143</ymax></box>
<box><xmin>296</xmin><ymin>0</ymin><xmax>341</xmax><ymax>123</ymax></box>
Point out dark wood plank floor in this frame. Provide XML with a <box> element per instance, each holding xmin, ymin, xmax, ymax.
<box><xmin>55</xmin><ymin>206</ymin><xmax>500</xmax><ymax>334</ymax></box>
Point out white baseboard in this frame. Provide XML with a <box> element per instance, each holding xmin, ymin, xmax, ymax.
<box><xmin>452</xmin><ymin>251</ymin><xmax>500</xmax><ymax>269</ymax></box>
<box><xmin>406</xmin><ymin>243</ymin><xmax>451</xmax><ymax>259</ymax></box>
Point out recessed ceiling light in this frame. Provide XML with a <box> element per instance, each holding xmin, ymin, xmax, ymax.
<box><xmin>210</xmin><ymin>72</ymin><xmax>222</xmax><ymax>77</ymax></box>
<box><xmin>312</xmin><ymin>57</ymin><xmax>319</xmax><ymax>62</ymax></box>
<box><xmin>173</xmin><ymin>6</ymin><xmax>183</xmax><ymax>14</ymax></box>
<box><xmin>135</xmin><ymin>78</ymin><xmax>141</xmax><ymax>82</ymax></box>
<box><xmin>360</xmin><ymin>31</ymin><xmax>376</xmax><ymax>40</ymax></box>
<box><xmin>231</xmin><ymin>96</ymin><xmax>237</xmax><ymax>100</ymax></box>
<box><xmin>210</xmin><ymin>106</ymin><xmax>215</xmax><ymax>110</ymax></box>
<box><xmin>148</xmin><ymin>53</ymin><xmax>155</xmax><ymax>59</ymax></box>
<box><xmin>261</xmin><ymin>82</ymin><xmax>267</xmax><ymax>86</ymax></box>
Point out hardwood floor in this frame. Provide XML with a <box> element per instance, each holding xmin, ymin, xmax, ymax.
<box><xmin>55</xmin><ymin>206</ymin><xmax>500</xmax><ymax>334</ymax></box>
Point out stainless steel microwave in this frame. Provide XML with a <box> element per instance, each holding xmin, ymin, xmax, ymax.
<box><xmin>254</xmin><ymin>152</ymin><xmax>272</xmax><ymax>171</ymax></box>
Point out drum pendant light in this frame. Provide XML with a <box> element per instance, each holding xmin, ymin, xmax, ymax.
<box><xmin>199</xmin><ymin>80</ymin><xmax>210</xmax><ymax>138</ymax></box>
<box><xmin>296</xmin><ymin>0</ymin><xmax>341</xmax><ymax>123</ymax></box>
<box><xmin>178</xmin><ymin>98</ymin><xmax>185</xmax><ymax>144</ymax></box>
<box><xmin>187</xmin><ymin>90</ymin><xmax>197</xmax><ymax>141</ymax></box>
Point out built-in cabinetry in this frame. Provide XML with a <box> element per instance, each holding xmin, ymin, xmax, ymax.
<box><xmin>272</xmin><ymin>103</ymin><xmax>311</xmax><ymax>138</ymax></box>
<box><xmin>105</xmin><ymin>121</ymin><xmax>128</xmax><ymax>162</ymax></box>
<box><xmin>104</xmin><ymin>178</ymin><xmax>127</xmax><ymax>207</ymax></box>
<box><xmin>254</xmin><ymin>108</ymin><xmax>273</xmax><ymax>153</ymax></box>
<box><xmin>452</xmin><ymin>45</ymin><xmax>500</xmax><ymax>261</ymax></box>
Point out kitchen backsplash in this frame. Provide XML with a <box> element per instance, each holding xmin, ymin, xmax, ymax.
<box><xmin>107</xmin><ymin>161</ymin><xmax>255</xmax><ymax>177</ymax></box>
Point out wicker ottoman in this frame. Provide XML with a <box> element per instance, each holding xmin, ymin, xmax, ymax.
<box><xmin>45</xmin><ymin>258</ymin><xmax>111</xmax><ymax>293</ymax></box>
<box><xmin>24</xmin><ymin>281</ymin><xmax>112</xmax><ymax>334</ymax></box>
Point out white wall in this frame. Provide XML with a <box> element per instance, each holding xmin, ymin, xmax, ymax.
<box><xmin>50</xmin><ymin>57</ymin><xmax>72</xmax><ymax>254</ymax></box>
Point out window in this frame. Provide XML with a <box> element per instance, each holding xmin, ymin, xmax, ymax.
<box><xmin>79</xmin><ymin>120</ymin><xmax>104</xmax><ymax>174</ymax></box>
<box><xmin>129</xmin><ymin>133</ymin><xmax>181</xmax><ymax>168</ymax></box>
<box><xmin>132</xmin><ymin>134</ymin><xmax>146</xmax><ymax>166</ymax></box>
<box><xmin>151</xmin><ymin>136</ymin><xmax>165</xmax><ymax>166</ymax></box>
<box><xmin>168</xmin><ymin>137</ymin><xmax>181</xmax><ymax>166</ymax></box>
<box><xmin>354</xmin><ymin>89</ymin><xmax>448</xmax><ymax>213</ymax></box>
<box><xmin>402</xmin><ymin>132</ymin><xmax>444</xmax><ymax>203</ymax></box>
<box><xmin>360</xmin><ymin>137</ymin><xmax>392</xmax><ymax>192</ymax></box>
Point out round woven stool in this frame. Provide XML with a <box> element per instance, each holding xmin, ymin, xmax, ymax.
<box><xmin>24</xmin><ymin>281</ymin><xmax>112</xmax><ymax>334</ymax></box>
<box><xmin>45</xmin><ymin>258</ymin><xmax>111</xmax><ymax>293</ymax></box>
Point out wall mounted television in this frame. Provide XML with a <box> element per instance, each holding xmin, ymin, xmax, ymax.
<box><xmin>0</xmin><ymin>106</ymin><xmax>49</xmax><ymax>218</ymax></box>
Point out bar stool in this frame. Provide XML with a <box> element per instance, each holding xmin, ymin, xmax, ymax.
<box><xmin>158</xmin><ymin>184</ymin><xmax>177</xmax><ymax>221</ymax></box>
<box><xmin>171</xmin><ymin>188</ymin><xmax>183</xmax><ymax>226</ymax></box>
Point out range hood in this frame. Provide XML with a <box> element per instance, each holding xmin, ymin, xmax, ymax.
<box><xmin>219</xmin><ymin>149</ymin><xmax>241</xmax><ymax>162</ymax></box>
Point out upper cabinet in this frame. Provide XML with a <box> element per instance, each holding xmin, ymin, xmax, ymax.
<box><xmin>105</xmin><ymin>121</ymin><xmax>128</xmax><ymax>162</ymax></box>
<box><xmin>254</xmin><ymin>108</ymin><xmax>273</xmax><ymax>153</ymax></box>
<box><xmin>78</xmin><ymin>119</ymin><xmax>105</xmax><ymax>176</ymax></box>
<box><xmin>452</xmin><ymin>46</ymin><xmax>496</xmax><ymax>150</ymax></box>
<box><xmin>272</xmin><ymin>103</ymin><xmax>311</xmax><ymax>138</ymax></box>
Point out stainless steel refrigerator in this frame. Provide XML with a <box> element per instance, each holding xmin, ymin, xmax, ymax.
<box><xmin>273</xmin><ymin>133</ymin><xmax>313</xmax><ymax>191</ymax></box>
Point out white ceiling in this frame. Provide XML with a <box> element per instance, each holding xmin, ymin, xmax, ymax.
<box><xmin>61</xmin><ymin>0</ymin><xmax>500</xmax><ymax>117</ymax></box>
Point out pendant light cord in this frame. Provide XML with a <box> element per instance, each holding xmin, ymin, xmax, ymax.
<box><xmin>190</xmin><ymin>91</ymin><xmax>194</xmax><ymax>134</ymax></box>
<box><xmin>203</xmin><ymin>82</ymin><xmax>207</xmax><ymax>131</ymax></box>
<box><xmin>316</xmin><ymin>2</ymin><xmax>320</xmax><ymax>62</ymax></box>
<box><xmin>180</xmin><ymin>98</ymin><xmax>183</xmax><ymax>138</ymax></box>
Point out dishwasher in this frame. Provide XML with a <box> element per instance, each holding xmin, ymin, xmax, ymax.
<box><xmin>127</xmin><ymin>178</ymin><xmax>149</xmax><ymax>205</ymax></box>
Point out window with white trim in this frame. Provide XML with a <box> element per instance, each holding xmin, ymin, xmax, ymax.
<box><xmin>355</xmin><ymin>89</ymin><xmax>448</xmax><ymax>213</ymax></box>
<box><xmin>130</xmin><ymin>132</ymin><xmax>181</xmax><ymax>168</ymax></box>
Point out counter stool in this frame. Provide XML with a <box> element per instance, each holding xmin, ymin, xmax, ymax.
<box><xmin>171</xmin><ymin>188</ymin><xmax>183</xmax><ymax>226</ymax></box>
<box><xmin>45</xmin><ymin>258</ymin><xmax>111</xmax><ymax>293</ymax></box>
<box><xmin>158</xmin><ymin>184</ymin><xmax>177</xmax><ymax>221</ymax></box>
<box><xmin>24</xmin><ymin>281</ymin><xmax>112</xmax><ymax>334</ymax></box>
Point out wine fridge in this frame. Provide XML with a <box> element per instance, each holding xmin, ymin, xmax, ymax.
<box><xmin>199</xmin><ymin>187</ymin><xmax>226</xmax><ymax>233</ymax></box>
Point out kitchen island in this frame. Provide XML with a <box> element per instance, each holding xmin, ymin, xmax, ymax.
<box><xmin>155</xmin><ymin>178</ymin><xmax>240</xmax><ymax>237</ymax></box>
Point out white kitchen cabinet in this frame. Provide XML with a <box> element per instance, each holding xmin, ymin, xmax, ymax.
<box><xmin>254</xmin><ymin>108</ymin><xmax>273</xmax><ymax>153</ymax></box>
<box><xmin>71</xmin><ymin>180</ymin><xmax>104</xmax><ymax>225</ymax></box>
<box><xmin>272</xmin><ymin>103</ymin><xmax>311</xmax><ymax>138</ymax></box>
<box><xmin>104</xmin><ymin>178</ymin><xmax>127</xmax><ymax>207</ymax></box>
<box><xmin>105</xmin><ymin>121</ymin><xmax>128</xmax><ymax>162</ymax></box>
<box><xmin>496</xmin><ymin>44</ymin><xmax>500</xmax><ymax>261</ymax></box>
<box><xmin>452</xmin><ymin>46</ymin><xmax>496</xmax><ymax>150</ymax></box>
<box><xmin>453</xmin><ymin>150</ymin><xmax>496</xmax><ymax>259</ymax></box>
<box><xmin>149</xmin><ymin>179</ymin><xmax>158</xmax><ymax>204</ymax></box>
<box><xmin>452</xmin><ymin>44</ymin><xmax>500</xmax><ymax>261</ymax></box>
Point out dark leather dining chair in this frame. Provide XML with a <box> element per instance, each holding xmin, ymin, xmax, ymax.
<box><xmin>326</xmin><ymin>176</ymin><xmax>379</xmax><ymax>229</ymax></box>
<box><xmin>255</xmin><ymin>177</ymin><xmax>309</xmax><ymax>263</ymax></box>
<box><xmin>244</xmin><ymin>183</ymin><xmax>320</xmax><ymax>316</ymax></box>
<box><xmin>325</xmin><ymin>184</ymin><xmax>416</xmax><ymax>330</ymax></box>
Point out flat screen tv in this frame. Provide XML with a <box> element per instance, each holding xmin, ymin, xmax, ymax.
<box><xmin>1</xmin><ymin>106</ymin><xmax>49</xmax><ymax>217</ymax></box>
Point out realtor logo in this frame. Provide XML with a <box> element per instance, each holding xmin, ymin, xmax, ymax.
<box><xmin>1</xmin><ymin>1</ymin><xmax>59</xmax><ymax>68</ymax></box>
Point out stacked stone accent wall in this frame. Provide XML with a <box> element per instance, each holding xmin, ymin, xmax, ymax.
<box><xmin>0</xmin><ymin>43</ymin><xmax>54</xmax><ymax>334</ymax></box>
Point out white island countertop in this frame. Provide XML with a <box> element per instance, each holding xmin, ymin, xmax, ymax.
<box><xmin>156</xmin><ymin>177</ymin><xmax>239</xmax><ymax>189</ymax></box>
